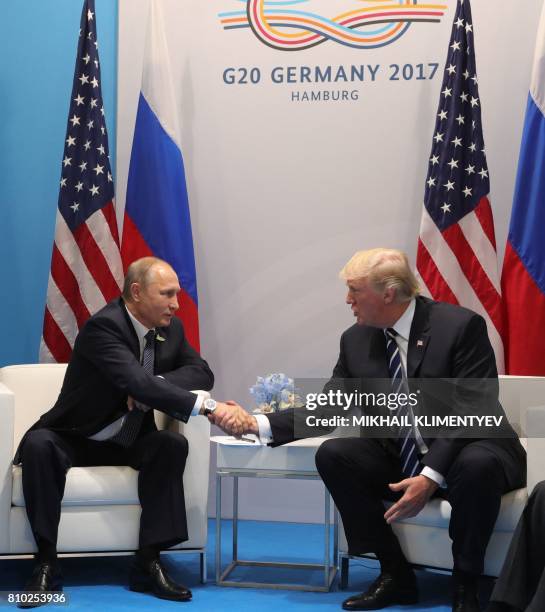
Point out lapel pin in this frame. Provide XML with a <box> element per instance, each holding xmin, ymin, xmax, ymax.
<box><xmin>417</xmin><ymin>339</ymin><xmax>424</xmax><ymax>347</ymax></box>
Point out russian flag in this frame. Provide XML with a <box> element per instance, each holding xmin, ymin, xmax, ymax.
<box><xmin>121</xmin><ymin>0</ymin><xmax>200</xmax><ymax>350</ymax></box>
<box><xmin>501</xmin><ymin>3</ymin><xmax>545</xmax><ymax>375</ymax></box>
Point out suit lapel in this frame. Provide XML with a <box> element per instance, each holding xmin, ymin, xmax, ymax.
<box><xmin>368</xmin><ymin>327</ymin><xmax>390</xmax><ymax>378</ymax></box>
<box><xmin>407</xmin><ymin>297</ymin><xmax>431</xmax><ymax>378</ymax></box>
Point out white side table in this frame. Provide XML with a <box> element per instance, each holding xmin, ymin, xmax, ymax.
<box><xmin>213</xmin><ymin>436</ymin><xmax>338</xmax><ymax>591</ymax></box>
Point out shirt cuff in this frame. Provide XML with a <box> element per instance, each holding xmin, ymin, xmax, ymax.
<box><xmin>190</xmin><ymin>393</ymin><xmax>205</xmax><ymax>416</ymax></box>
<box><xmin>254</xmin><ymin>414</ymin><xmax>273</xmax><ymax>443</ymax></box>
<box><xmin>420</xmin><ymin>466</ymin><xmax>446</xmax><ymax>488</ymax></box>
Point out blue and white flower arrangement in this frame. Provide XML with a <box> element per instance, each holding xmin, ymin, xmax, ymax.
<box><xmin>249</xmin><ymin>373</ymin><xmax>303</xmax><ymax>413</ymax></box>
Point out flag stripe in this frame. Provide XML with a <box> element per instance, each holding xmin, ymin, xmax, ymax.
<box><xmin>443</xmin><ymin>220</ymin><xmax>503</xmax><ymax>333</ymax></box>
<box><xmin>416</xmin><ymin>239</ymin><xmax>459</xmax><ymax>304</ymax></box>
<box><xmin>50</xmin><ymin>244</ymin><xmax>91</xmax><ymax>328</ymax></box>
<box><xmin>42</xmin><ymin>308</ymin><xmax>73</xmax><ymax>364</ymax></box>
<box><xmin>73</xmin><ymin>211</ymin><xmax>122</xmax><ymax>301</ymax></box>
<box><xmin>473</xmin><ymin>196</ymin><xmax>497</xmax><ymax>249</ymax></box>
<box><xmin>419</xmin><ymin>209</ymin><xmax>505</xmax><ymax>371</ymax></box>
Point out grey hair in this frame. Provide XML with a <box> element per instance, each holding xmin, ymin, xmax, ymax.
<box><xmin>122</xmin><ymin>257</ymin><xmax>172</xmax><ymax>301</ymax></box>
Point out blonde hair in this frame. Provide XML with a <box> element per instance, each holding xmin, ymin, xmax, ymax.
<box><xmin>122</xmin><ymin>257</ymin><xmax>172</xmax><ymax>301</ymax></box>
<box><xmin>339</xmin><ymin>248</ymin><xmax>419</xmax><ymax>303</ymax></box>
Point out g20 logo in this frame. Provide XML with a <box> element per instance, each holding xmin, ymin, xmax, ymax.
<box><xmin>219</xmin><ymin>0</ymin><xmax>447</xmax><ymax>51</ymax></box>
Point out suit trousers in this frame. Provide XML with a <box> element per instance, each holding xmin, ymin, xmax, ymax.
<box><xmin>20</xmin><ymin>428</ymin><xmax>189</xmax><ymax>551</ymax></box>
<box><xmin>488</xmin><ymin>481</ymin><xmax>545</xmax><ymax>612</ymax></box>
<box><xmin>315</xmin><ymin>437</ymin><xmax>523</xmax><ymax>576</ymax></box>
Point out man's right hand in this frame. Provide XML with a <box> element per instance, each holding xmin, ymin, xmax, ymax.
<box><xmin>211</xmin><ymin>401</ymin><xmax>258</xmax><ymax>436</ymax></box>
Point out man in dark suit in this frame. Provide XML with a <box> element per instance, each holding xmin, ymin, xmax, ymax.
<box><xmin>16</xmin><ymin>257</ymin><xmax>241</xmax><ymax>605</ymax></box>
<box><xmin>233</xmin><ymin>248</ymin><xmax>525</xmax><ymax>612</ymax></box>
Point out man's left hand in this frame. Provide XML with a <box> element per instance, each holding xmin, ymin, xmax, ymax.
<box><xmin>383</xmin><ymin>475</ymin><xmax>438</xmax><ymax>524</ymax></box>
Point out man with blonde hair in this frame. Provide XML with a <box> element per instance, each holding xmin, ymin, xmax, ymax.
<box><xmin>235</xmin><ymin>248</ymin><xmax>525</xmax><ymax>612</ymax></box>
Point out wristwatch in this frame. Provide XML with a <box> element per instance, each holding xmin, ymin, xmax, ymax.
<box><xmin>201</xmin><ymin>398</ymin><xmax>217</xmax><ymax>416</ymax></box>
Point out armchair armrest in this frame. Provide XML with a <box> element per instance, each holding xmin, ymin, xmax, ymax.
<box><xmin>526</xmin><ymin>405</ymin><xmax>545</xmax><ymax>494</ymax></box>
<box><xmin>0</xmin><ymin>382</ymin><xmax>15</xmax><ymax>553</ymax></box>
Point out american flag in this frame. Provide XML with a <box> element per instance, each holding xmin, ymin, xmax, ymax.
<box><xmin>40</xmin><ymin>0</ymin><xmax>123</xmax><ymax>363</ymax></box>
<box><xmin>416</xmin><ymin>0</ymin><xmax>505</xmax><ymax>372</ymax></box>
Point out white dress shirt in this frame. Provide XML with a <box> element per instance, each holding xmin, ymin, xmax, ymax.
<box><xmin>89</xmin><ymin>305</ymin><xmax>202</xmax><ymax>441</ymax></box>
<box><xmin>255</xmin><ymin>299</ymin><xmax>445</xmax><ymax>486</ymax></box>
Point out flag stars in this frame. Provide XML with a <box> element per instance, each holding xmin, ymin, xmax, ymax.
<box><xmin>107</xmin><ymin>172</ymin><xmax>113</xmax><ymax>182</ymax></box>
<box><xmin>465</xmin><ymin>22</ymin><xmax>473</xmax><ymax>33</ymax></box>
<box><xmin>455</xmin><ymin>17</ymin><xmax>464</xmax><ymax>28</ymax></box>
<box><xmin>70</xmin><ymin>202</ymin><xmax>80</xmax><ymax>213</ymax></box>
<box><xmin>87</xmin><ymin>8</ymin><xmax>94</xmax><ymax>21</ymax></box>
<box><xmin>74</xmin><ymin>94</ymin><xmax>85</xmax><ymax>106</ymax></box>
<box><xmin>62</xmin><ymin>156</ymin><xmax>72</xmax><ymax>167</ymax></box>
<box><xmin>66</xmin><ymin>135</ymin><xmax>76</xmax><ymax>147</ymax></box>
<box><xmin>83</xmin><ymin>53</ymin><xmax>90</xmax><ymax>64</ymax></box>
<box><xmin>90</xmin><ymin>98</ymin><xmax>98</xmax><ymax>108</ymax></box>
<box><xmin>468</xmin><ymin>142</ymin><xmax>477</xmax><ymax>152</ymax></box>
<box><xmin>460</xmin><ymin>91</ymin><xmax>469</xmax><ymax>103</ymax></box>
<box><xmin>100</xmin><ymin>106</ymin><xmax>105</xmax><ymax>116</ymax></box>
<box><xmin>446</xmin><ymin>64</ymin><xmax>456</xmax><ymax>75</ymax></box>
<box><xmin>97</xmin><ymin>144</ymin><xmax>105</xmax><ymax>155</ymax></box>
<box><xmin>94</xmin><ymin>163</ymin><xmax>104</xmax><ymax>176</ymax></box>
<box><xmin>471</xmin><ymin>74</ymin><xmax>478</xmax><ymax>85</ymax></box>
<box><xmin>451</xmin><ymin>136</ymin><xmax>462</xmax><ymax>148</ymax></box>
<box><xmin>434</xmin><ymin>132</ymin><xmax>444</xmax><ymax>143</ymax></box>
<box><xmin>470</xmin><ymin>96</ymin><xmax>479</xmax><ymax>107</ymax></box>
<box><xmin>79</xmin><ymin>161</ymin><xmax>87</xmax><ymax>172</ymax></box>
<box><xmin>100</xmin><ymin>126</ymin><xmax>105</xmax><ymax>135</ymax></box>
<box><xmin>444</xmin><ymin>180</ymin><xmax>455</xmax><ymax>192</ymax></box>
<box><xmin>455</xmin><ymin>114</ymin><xmax>465</xmax><ymax>125</ymax></box>
<box><xmin>465</xmin><ymin>164</ymin><xmax>476</xmax><ymax>175</ymax></box>
<box><xmin>451</xmin><ymin>40</ymin><xmax>461</xmax><ymax>52</ymax></box>
<box><xmin>84</xmin><ymin>140</ymin><xmax>91</xmax><ymax>151</ymax></box>
<box><xmin>463</xmin><ymin>69</ymin><xmax>470</xmax><ymax>80</ymax></box>
<box><xmin>94</xmin><ymin>59</ymin><xmax>99</xmax><ymax>68</ymax></box>
<box><xmin>427</xmin><ymin>176</ymin><xmax>436</xmax><ymax>188</ymax></box>
<box><xmin>69</xmin><ymin>114</ymin><xmax>80</xmax><ymax>127</ymax></box>
<box><xmin>89</xmin><ymin>184</ymin><xmax>100</xmax><ymax>196</ymax></box>
<box><xmin>441</xmin><ymin>202</ymin><xmax>452</xmax><ymax>214</ymax></box>
<box><xmin>79</xmin><ymin>73</ymin><xmax>89</xmax><ymax>85</ymax></box>
<box><xmin>90</xmin><ymin>76</ymin><xmax>99</xmax><ymax>88</ymax></box>
<box><xmin>447</xmin><ymin>158</ymin><xmax>459</xmax><ymax>170</ymax></box>
<box><xmin>60</xmin><ymin>177</ymin><xmax>67</xmax><ymax>188</ymax></box>
<box><xmin>442</xmin><ymin>86</ymin><xmax>452</xmax><ymax>98</ymax></box>
<box><xmin>463</xmin><ymin>186</ymin><xmax>473</xmax><ymax>197</ymax></box>
<box><xmin>75</xmin><ymin>181</ymin><xmax>84</xmax><ymax>192</ymax></box>
<box><xmin>479</xmin><ymin>168</ymin><xmax>488</xmax><ymax>179</ymax></box>
<box><xmin>87</xmin><ymin>120</ymin><xmax>94</xmax><ymax>130</ymax></box>
<box><xmin>438</xmin><ymin>110</ymin><xmax>448</xmax><ymax>121</ymax></box>
<box><xmin>430</xmin><ymin>154</ymin><xmax>439</xmax><ymax>166</ymax></box>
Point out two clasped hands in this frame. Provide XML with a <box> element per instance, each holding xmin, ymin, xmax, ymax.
<box><xmin>207</xmin><ymin>401</ymin><xmax>258</xmax><ymax>437</ymax></box>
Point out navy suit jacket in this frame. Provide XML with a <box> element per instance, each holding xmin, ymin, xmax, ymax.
<box><xmin>266</xmin><ymin>296</ymin><xmax>523</xmax><ymax>485</ymax></box>
<box><xmin>14</xmin><ymin>298</ymin><xmax>213</xmax><ymax>463</ymax></box>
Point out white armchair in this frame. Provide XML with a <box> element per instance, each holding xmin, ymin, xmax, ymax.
<box><xmin>0</xmin><ymin>364</ymin><xmax>211</xmax><ymax>581</ymax></box>
<box><xmin>337</xmin><ymin>375</ymin><xmax>545</xmax><ymax>584</ymax></box>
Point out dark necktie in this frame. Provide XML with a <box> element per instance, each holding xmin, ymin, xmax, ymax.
<box><xmin>110</xmin><ymin>329</ymin><xmax>155</xmax><ymax>447</ymax></box>
<box><xmin>384</xmin><ymin>328</ymin><xmax>422</xmax><ymax>478</ymax></box>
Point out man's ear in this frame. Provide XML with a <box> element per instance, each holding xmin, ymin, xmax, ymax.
<box><xmin>131</xmin><ymin>282</ymin><xmax>141</xmax><ymax>303</ymax></box>
<box><xmin>383</xmin><ymin>287</ymin><xmax>396</xmax><ymax>305</ymax></box>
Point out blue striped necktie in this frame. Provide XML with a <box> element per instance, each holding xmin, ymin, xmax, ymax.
<box><xmin>110</xmin><ymin>329</ymin><xmax>155</xmax><ymax>447</ymax></box>
<box><xmin>384</xmin><ymin>328</ymin><xmax>422</xmax><ymax>479</ymax></box>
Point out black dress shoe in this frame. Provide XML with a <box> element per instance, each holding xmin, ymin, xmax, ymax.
<box><xmin>453</xmin><ymin>583</ymin><xmax>481</xmax><ymax>612</ymax></box>
<box><xmin>129</xmin><ymin>558</ymin><xmax>192</xmax><ymax>601</ymax></box>
<box><xmin>18</xmin><ymin>563</ymin><xmax>63</xmax><ymax>609</ymax></box>
<box><xmin>342</xmin><ymin>572</ymin><xmax>418</xmax><ymax>611</ymax></box>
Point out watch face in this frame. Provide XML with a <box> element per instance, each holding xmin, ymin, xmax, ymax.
<box><xmin>204</xmin><ymin>399</ymin><xmax>217</xmax><ymax>412</ymax></box>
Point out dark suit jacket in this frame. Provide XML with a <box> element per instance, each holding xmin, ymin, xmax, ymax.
<box><xmin>14</xmin><ymin>298</ymin><xmax>214</xmax><ymax>463</ymax></box>
<box><xmin>267</xmin><ymin>296</ymin><xmax>524</xmax><ymax>485</ymax></box>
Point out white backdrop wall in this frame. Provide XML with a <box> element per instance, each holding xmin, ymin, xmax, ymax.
<box><xmin>118</xmin><ymin>0</ymin><xmax>542</xmax><ymax>522</ymax></box>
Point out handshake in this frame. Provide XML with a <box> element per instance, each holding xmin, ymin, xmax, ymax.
<box><xmin>207</xmin><ymin>401</ymin><xmax>259</xmax><ymax>437</ymax></box>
